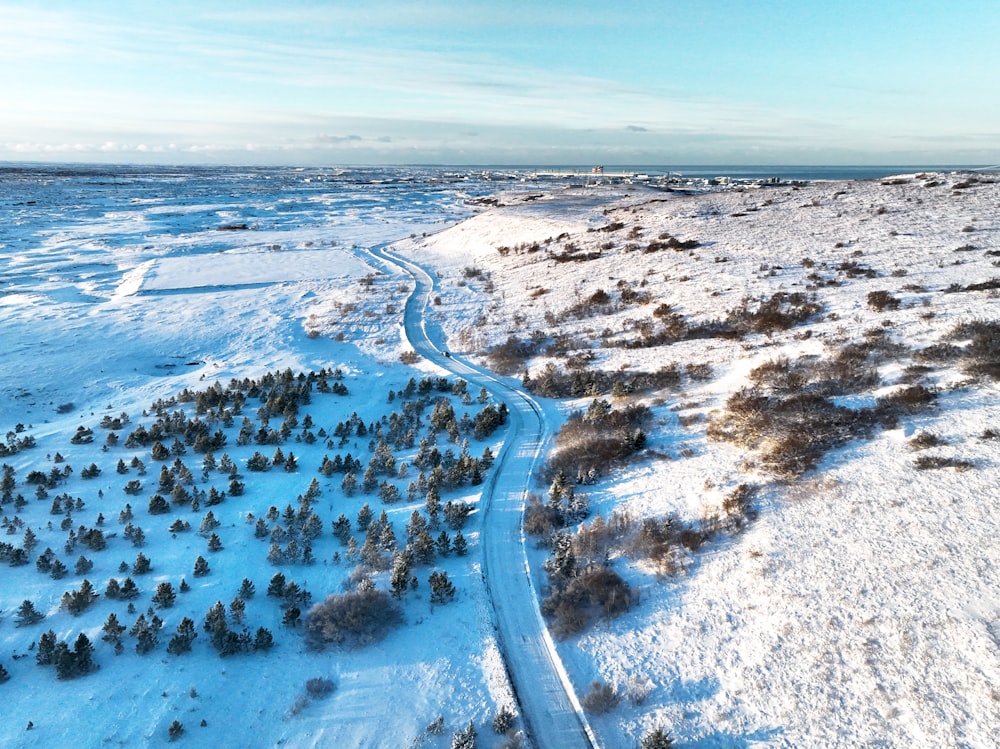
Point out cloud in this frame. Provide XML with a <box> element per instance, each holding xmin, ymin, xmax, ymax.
<box><xmin>316</xmin><ymin>134</ymin><xmax>363</xmax><ymax>144</ymax></box>
<box><xmin>625</xmin><ymin>125</ymin><xmax>648</xmax><ymax>132</ymax></box>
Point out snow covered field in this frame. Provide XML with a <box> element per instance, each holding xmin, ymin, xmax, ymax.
<box><xmin>2</xmin><ymin>165</ymin><xmax>1000</xmax><ymax>748</ymax></box>
<box><xmin>405</xmin><ymin>171</ymin><xmax>1000</xmax><ymax>747</ymax></box>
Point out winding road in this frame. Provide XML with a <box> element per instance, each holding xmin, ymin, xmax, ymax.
<box><xmin>363</xmin><ymin>244</ymin><xmax>600</xmax><ymax>749</ymax></box>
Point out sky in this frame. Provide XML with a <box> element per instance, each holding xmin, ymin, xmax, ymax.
<box><xmin>2</xmin><ymin>0</ymin><xmax>999</xmax><ymax>166</ymax></box>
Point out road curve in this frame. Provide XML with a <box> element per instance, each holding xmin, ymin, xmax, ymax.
<box><xmin>365</xmin><ymin>244</ymin><xmax>600</xmax><ymax>749</ymax></box>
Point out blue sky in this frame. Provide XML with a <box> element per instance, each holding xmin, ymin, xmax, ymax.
<box><xmin>2</xmin><ymin>0</ymin><xmax>998</xmax><ymax>165</ymax></box>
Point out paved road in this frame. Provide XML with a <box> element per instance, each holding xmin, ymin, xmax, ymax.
<box><xmin>366</xmin><ymin>244</ymin><xmax>599</xmax><ymax>749</ymax></box>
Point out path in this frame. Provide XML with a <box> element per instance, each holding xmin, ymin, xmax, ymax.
<box><xmin>365</xmin><ymin>244</ymin><xmax>599</xmax><ymax>749</ymax></box>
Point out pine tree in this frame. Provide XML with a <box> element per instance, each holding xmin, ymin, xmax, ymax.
<box><xmin>332</xmin><ymin>514</ymin><xmax>351</xmax><ymax>545</ymax></box>
<box><xmin>253</xmin><ymin>626</ymin><xmax>274</xmax><ymax>651</ymax></box>
<box><xmin>429</xmin><ymin>570</ymin><xmax>456</xmax><ymax>605</ymax></box>
<box><xmin>436</xmin><ymin>530</ymin><xmax>451</xmax><ymax>557</ymax></box>
<box><xmin>199</xmin><ymin>510</ymin><xmax>221</xmax><ymax>535</ymax></box>
<box><xmin>120</xmin><ymin>576</ymin><xmax>141</xmax><ymax>599</ymax></box>
<box><xmin>74</xmin><ymin>555</ymin><xmax>93</xmax><ymax>575</ymax></box>
<box><xmin>168</xmin><ymin>720</ymin><xmax>184</xmax><ymax>741</ymax></box>
<box><xmin>452</xmin><ymin>531</ymin><xmax>468</xmax><ymax>556</ymax></box>
<box><xmin>15</xmin><ymin>599</ymin><xmax>44</xmax><ymax>627</ymax></box>
<box><xmin>356</xmin><ymin>503</ymin><xmax>373</xmax><ymax>533</ymax></box>
<box><xmin>152</xmin><ymin>582</ymin><xmax>177</xmax><ymax>608</ymax></box>
<box><xmin>0</xmin><ymin>663</ymin><xmax>9</xmax><ymax>684</ymax></box>
<box><xmin>640</xmin><ymin>727</ymin><xmax>675</xmax><ymax>749</ymax></box>
<box><xmin>72</xmin><ymin>632</ymin><xmax>96</xmax><ymax>675</ymax></box>
<box><xmin>101</xmin><ymin>612</ymin><xmax>126</xmax><ymax>645</ymax></box>
<box><xmin>193</xmin><ymin>555</ymin><xmax>210</xmax><ymax>577</ymax></box>
<box><xmin>36</xmin><ymin>630</ymin><xmax>57</xmax><ymax>665</ymax></box>
<box><xmin>207</xmin><ymin>533</ymin><xmax>223</xmax><ymax>552</ymax></box>
<box><xmin>238</xmin><ymin>577</ymin><xmax>256</xmax><ymax>599</ymax></box>
<box><xmin>229</xmin><ymin>597</ymin><xmax>246</xmax><ymax>624</ymax></box>
<box><xmin>492</xmin><ymin>705</ymin><xmax>516</xmax><ymax>734</ymax></box>
<box><xmin>132</xmin><ymin>552</ymin><xmax>151</xmax><ymax>575</ymax></box>
<box><xmin>451</xmin><ymin>721</ymin><xmax>477</xmax><ymax>749</ymax></box>
<box><xmin>390</xmin><ymin>548</ymin><xmax>414</xmax><ymax>599</ymax></box>
<box><xmin>267</xmin><ymin>572</ymin><xmax>287</xmax><ymax>598</ymax></box>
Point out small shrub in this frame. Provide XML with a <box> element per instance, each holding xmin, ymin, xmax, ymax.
<box><xmin>304</xmin><ymin>677</ymin><xmax>336</xmax><ymax>699</ymax></box>
<box><xmin>304</xmin><ymin>589</ymin><xmax>402</xmax><ymax>648</ymax></box>
<box><xmin>866</xmin><ymin>290</ymin><xmax>900</xmax><ymax>312</ymax></box>
<box><xmin>581</xmin><ymin>681</ymin><xmax>620</xmax><ymax>714</ymax></box>
<box><xmin>913</xmin><ymin>455</ymin><xmax>974</xmax><ymax>471</ymax></box>
<box><xmin>908</xmin><ymin>431</ymin><xmax>946</xmax><ymax>450</ymax></box>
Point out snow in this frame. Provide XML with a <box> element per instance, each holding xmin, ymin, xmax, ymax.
<box><xmin>3</xmin><ymin>166</ymin><xmax>1000</xmax><ymax>748</ymax></box>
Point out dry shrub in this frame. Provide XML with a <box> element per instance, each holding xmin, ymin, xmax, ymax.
<box><xmin>725</xmin><ymin>292</ymin><xmax>822</xmax><ymax>335</ymax></box>
<box><xmin>543</xmin><ymin>567</ymin><xmax>631</xmax><ymax>638</ymax></box>
<box><xmin>544</xmin><ymin>403</ymin><xmax>649</xmax><ymax>481</ymax></box>
<box><xmin>486</xmin><ymin>336</ymin><xmax>538</xmax><ymax>375</ymax></box>
<box><xmin>913</xmin><ymin>455</ymin><xmax>975</xmax><ymax>471</ymax></box>
<box><xmin>581</xmin><ymin>681</ymin><xmax>621</xmax><ymax>714</ymax></box>
<box><xmin>304</xmin><ymin>589</ymin><xmax>402</xmax><ymax>648</ymax></box>
<box><xmin>304</xmin><ymin>677</ymin><xmax>336</xmax><ymax>698</ymax></box>
<box><xmin>523</xmin><ymin>495</ymin><xmax>561</xmax><ymax>540</ymax></box>
<box><xmin>867</xmin><ymin>290</ymin><xmax>901</xmax><ymax>312</ymax></box>
<box><xmin>708</xmin><ymin>388</ymin><xmax>882</xmax><ymax>478</ymax></box>
<box><xmin>960</xmin><ymin>320</ymin><xmax>1000</xmax><ymax>380</ymax></box>
<box><xmin>908</xmin><ymin>431</ymin><xmax>946</xmax><ymax>450</ymax></box>
<box><xmin>876</xmin><ymin>384</ymin><xmax>937</xmax><ymax>418</ymax></box>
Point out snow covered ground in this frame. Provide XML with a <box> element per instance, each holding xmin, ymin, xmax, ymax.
<box><xmin>403</xmin><ymin>171</ymin><xmax>1000</xmax><ymax>747</ymax></box>
<box><xmin>2</xmin><ymin>166</ymin><xmax>1000</xmax><ymax>748</ymax></box>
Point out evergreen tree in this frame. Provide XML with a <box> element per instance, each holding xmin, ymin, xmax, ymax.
<box><xmin>452</xmin><ymin>531</ymin><xmax>468</xmax><ymax>556</ymax></box>
<box><xmin>436</xmin><ymin>530</ymin><xmax>451</xmax><ymax>557</ymax></box>
<box><xmin>15</xmin><ymin>599</ymin><xmax>44</xmax><ymax>627</ymax></box>
<box><xmin>429</xmin><ymin>570</ymin><xmax>456</xmax><ymax>605</ymax></box>
<box><xmin>492</xmin><ymin>705</ymin><xmax>516</xmax><ymax>735</ymax></box>
<box><xmin>356</xmin><ymin>503</ymin><xmax>373</xmax><ymax>533</ymax></box>
<box><xmin>168</xmin><ymin>720</ymin><xmax>184</xmax><ymax>741</ymax></box>
<box><xmin>282</xmin><ymin>606</ymin><xmax>301</xmax><ymax>627</ymax></box>
<box><xmin>74</xmin><ymin>555</ymin><xmax>93</xmax><ymax>575</ymax></box>
<box><xmin>36</xmin><ymin>630</ymin><xmax>57</xmax><ymax>665</ymax></box>
<box><xmin>152</xmin><ymin>582</ymin><xmax>177</xmax><ymax>608</ymax></box>
<box><xmin>193</xmin><ymin>555</ymin><xmax>210</xmax><ymax>577</ymax></box>
<box><xmin>390</xmin><ymin>548</ymin><xmax>414</xmax><ymax>599</ymax></box>
<box><xmin>71</xmin><ymin>632</ymin><xmax>96</xmax><ymax>676</ymax></box>
<box><xmin>332</xmin><ymin>514</ymin><xmax>351</xmax><ymax>544</ymax></box>
<box><xmin>253</xmin><ymin>627</ymin><xmax>274</xmax><ymax>651</ymax></box>
<box><xmin>167</xmin><ymin>617</ymin><xmax>197</xmax><ymax>655</ymax></box>
<box><xmin>640</xmin><ymin>727</ymin><xmax>675</xmax><ymax>749</ymax></box>
<box><xmin>207</xmin><ymin>533</ymin><xmax>223</xmax><ymax>552</ymax></box>
<box><xmin>120</xmin><ymin>577</ymin><xmax>141</xmax><ymax>599</ymax></box>
<box><xmin>267</xmin><ymin>572</ymin><xmax>287</xmax><ymax>598</ymax></box>
<box><xmin>132</xmin><ymin>552</ymin><xmax>151</xmax><ymax>575</ymax></box>
<box><xmin>101</xmin><ymin>612</ymin><xmax>126</xmax><ymax>645</ymax></box>
<box><xmin>0</xmin><ymin>663</ymin><xmax>9</xmax><ymax>684</ymax></box>
<box><xmin>412</xmin><ymin>529</ymin><xmax>436</xmax><ymax>565</ymax></box>
<box><xmin>341</xmin><ymin>471</ymin><xmax>357</xmax><ymax>496</ymax></box>
<box><xmin>229</xmin><ymin>597</ymin><xmax>246</xmax><ymax>624</ymax></box>
<box><xmin>451</xmin><ymin>721</ymin><xmax>477</xmax><ymax>749</ymax></box>
<box><xmin>199</xmin><ymin>510</ymin><xmax>221</xmax><ymax>535</ymax></box>
<box><xmin>238</xmin><ymin>577</ymin><xmax>256</xmax><ymax>599</ymax></box>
